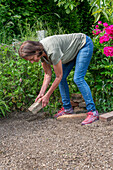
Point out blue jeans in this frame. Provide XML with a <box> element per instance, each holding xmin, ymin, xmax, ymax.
<box><xmin>59</xmin><ymin>35</ymin><xmax>96</xmax><ymax>112</ymax></box>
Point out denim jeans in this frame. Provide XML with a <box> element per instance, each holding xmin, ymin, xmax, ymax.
<box><xmin>59</xmin><ymin>35</ymin><xmax>96</xmax><ymax>111</ymax></box>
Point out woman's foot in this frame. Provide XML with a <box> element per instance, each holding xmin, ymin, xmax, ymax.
<box><xmin>81</xmin><ymin>111</ymin><xmax>99</xmax><ymax>125</ymax></box>
<box><xmin>54</xmin><ymin>107</ymin><xmax>74</xmax><ymax>118</ymax></box>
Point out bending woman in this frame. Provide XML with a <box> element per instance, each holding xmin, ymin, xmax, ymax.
<box><xmin>18</xmin><ymin>33</ymin><xmax>99</xmax><ymax>125</ymax></box>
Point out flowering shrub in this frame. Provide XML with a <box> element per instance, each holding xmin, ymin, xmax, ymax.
<box><xmin>92</xmin><ymin>21</ymin><xmax>113</xmax><ymax>57</ymax></box>
<box><xmin>86</xmin><ymin>21</ymin><xmax>113</xmax><ymax>112</ymax></box>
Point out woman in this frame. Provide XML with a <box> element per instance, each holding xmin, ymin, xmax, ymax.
<box><xmin>18</xmin><ymin>33</ymin><xmax>99</xmax><ymax>125</ymax></box>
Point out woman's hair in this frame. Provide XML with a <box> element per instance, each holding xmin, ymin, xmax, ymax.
<box><xmin>18</xmin><ymin>40</ymin><xmax>44</xmax><ymax>58</ymax></box>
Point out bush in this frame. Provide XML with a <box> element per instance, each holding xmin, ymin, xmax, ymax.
<box><xmin>86</xmin><ymin>21</ymin><xmax>113</xmax><ymax>113</ymax></box>
<box><xmin>0</xmin><ymin>21</ymin><xmax>65</xmax><ymax>117</ymax></box>
<box><xmin>0</xmin><ymin>0</ymin><xmax>94</xmax><ymax>45</ymax></box>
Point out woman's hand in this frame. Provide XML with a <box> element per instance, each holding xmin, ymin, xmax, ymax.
<box><xmin>35</xmin><ymin>93</ymin><xmax>44</xmax><ymax>103</ymax></box>
<box><xmin>38</xmin><ymin>94</ymin><xmax>49</xmax><ymax>108</ymax></box>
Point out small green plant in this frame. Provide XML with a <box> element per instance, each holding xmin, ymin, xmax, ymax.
<box><xmin>0</xmin><ymin>100</ymin><xmax>10</xmax><ymax>117</ymax></box>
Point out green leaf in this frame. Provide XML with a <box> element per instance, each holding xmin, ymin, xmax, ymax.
<box><xmin>64</xmin><ymin>3</ymin><xmax>69</xmax><ymax>9</ymax></box>
<box><xmin>69</xmin><ymin>4</ymin><xmax>74</xmax><ymax>10</ymax></box>
<box><xmin>0</xmin><ymin>107</ymin><xmax>6</xmax><ymax>116</ymax></box>
<box><xmin>66</xmin><ymin>8</ymin><xmax>70</xmax><ymax>14</ymax></box>
<box><xmin>92</xmin><ymin>9</ymin><xmax>102</xmax><ymax>15</ymax></box>
<box><xmin>102</xmin><ymin>10</ymin><xmax>109</xmax><ymax>20</ymax></box>
<box><xmin>94</xmin><ymin>13</ymin><xmax>101</xmax><ymax>23</ymax></box>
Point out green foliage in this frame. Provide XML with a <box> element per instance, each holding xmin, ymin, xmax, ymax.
<box><xmin>54</xmin><ymin>0</ymin><xmax>113</xmax><ymax>23</ymax></box>
<box><xmin>89</xmin><ymin>0</ymin><xmax>113</xmax><ymax>23</ymax></box>
<box><xmin>0</xmin><ymin>21</ymin><xmax>65</xmax><ymax>117</ymax></box>
<box><xmin>75</xmin><ymin>1</ymin><xmax>94</xmax><ymax>35</ymax></box>
<box><xmin>0</xmin><ymin>0</ymin><xmax>95</xmax><ymax>45</ymax></box>
<box><xmin>0</xmin><ymin>44</ymin><xmax>44</xmax><ymax>115</ymax></box>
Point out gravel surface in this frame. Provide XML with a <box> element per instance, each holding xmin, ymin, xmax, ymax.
<box><xmin>0</xmin><ymin>111</ymin><xmax>113</xmax><ymax>170</ymax></box>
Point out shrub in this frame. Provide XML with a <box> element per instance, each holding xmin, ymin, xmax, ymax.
<box><xmin>86</xmin><ymin>21</ymin><xmax>113</xmax><ymax>113</ymax></box>
<box><xmin>0</xmin><ymin>21</ymin><xmax>65</xmax><ymax>117</ymax></box>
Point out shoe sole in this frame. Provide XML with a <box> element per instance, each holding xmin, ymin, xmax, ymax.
<box><xmin>81</xmin><ymin>117</ymin><xmax>99</xmax><ymax>125</ymax></box>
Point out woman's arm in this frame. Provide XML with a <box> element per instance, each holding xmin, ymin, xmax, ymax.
<box><xmin>46</xmin><ymin>59</ymin><xmax>63</xmax><ymax>98</ymax></box>
<box><xmin>35</xmin><ymin>61</ymin><xmax>52</xmax><ymax>102</ymax></box>
<box><xmin>38</xmin><ymin>60</ymin><xmax>63</xmax><ymax>107</ymax></box>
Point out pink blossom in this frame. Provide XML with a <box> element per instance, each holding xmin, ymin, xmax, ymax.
<box><xmin>98</xmin><ymin>21</ymin><xmax>102</xmax><ymax>25</ymax></box>
<box><xmin>92</xmin><ymin>29</ymin><xmax>101</xmax><ymax>35</ymax></box>
<box><xmin>103</xmin><ymin>46</ymin><xmax>113</xmax><ymax>57</ymax></box>
<box><xmin>19</xmin><ymin>78</ymin><xmax>22</xmax><ymax>82</ymax></box>
<box><xmin>99</xmin><ymin>34</ymin><xmax>109</xmax><ymax>43</ymax></box>
<box><xmin>99</xmin><ymin>34</ymin><xmax>109</xmax><ymax>44</ymax></box>
<box><xmin>106</xmin><ymin>25</ymin><xmax>113</xmax><ymax>35</ymax></box>
<box><xmin>109</xmin><ymin>36</ymin><xmax>113</xmax><ymax>40</ymax></box>
<box><xmin>103</xmin><ymin>22</ymin><xmax>108</xmax><ymax>27</ymax></box>
<box><xmin>99</xmin><ymin>33</ymin><xmax>109</xmax><ymax>43</ymax></box>
<box><xmin>95</xmin><ymin>25</ymin><xmax>99</xmax><ymax>28</ymax></box>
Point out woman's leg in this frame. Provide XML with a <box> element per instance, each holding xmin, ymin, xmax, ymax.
<box><xmin>59</xmin><ymin>60</ymin><xmax>75</xmax><ymax>109</ymax></box>
<box><xmin>74</xmin><ymin>36</ymin><xmax>96</xmax><ymax>112</ymax></box>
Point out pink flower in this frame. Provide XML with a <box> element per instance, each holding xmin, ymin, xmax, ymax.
<box><xmin>103</xmin><ymin>46</ymin><xmax>113</xmax><ymax>57</ymax></box>
<box><xmin>98</xmin><ymin>21</ymin><xmax>102</xmax><ymax>25</ymax></box>
<box><xmin>19</xmin><ymin>78</ymin><xmax>22</xmax><ymax>82</ymax></box>
<box><xmin>109</xmin><ymin>36</ymin><xmax>113</xmax><ymax>40</ymax></box>
<box><xmin>99</xmin><ymin>34</ymin><xmax>109</xmax><ymax>43</ymax></box>
<box><xmin>103</xmin><ymin>22</ymin><xmax>108</xmax><ymax>27</ymax></box>
<box><xmin>92</xmin><ymin>29</ymin><xmax>101</xmax><ymax>35</ymax></box>
<box><xmin>95</xmin><ymin>25</ymin><xmax>99</xmax><ymax>28</ymax></box>
<box><xmin>106</xmin><ymin>25</ymin><xmax>113</xmax><ymax>35</ymax></box>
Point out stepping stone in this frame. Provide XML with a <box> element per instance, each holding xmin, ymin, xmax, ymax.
<box><xmin>99</xmin><ymin>111</ymin><xmax>113</xmax><ymax>121</ymax></box>
<box><xmin>57</xmin><ymin>113</ymin><xmax>87</xmax><ymax>120</ymax></box>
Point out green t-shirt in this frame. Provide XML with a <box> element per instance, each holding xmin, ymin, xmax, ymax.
<box><xmin>40</xmin><ymin>33</ymin><xmax>86</xmax><ymax>65</ymax></box>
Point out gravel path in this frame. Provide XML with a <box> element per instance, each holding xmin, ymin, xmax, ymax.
<box><xmin>0</xmin><ymin>111</ymin><xmax>113</xmax><ymax>170</ymax></box>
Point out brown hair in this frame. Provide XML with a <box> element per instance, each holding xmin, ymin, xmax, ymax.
<box><xmin>18</xmin><ymin>40</ymin><xmax>44</xmax><ymax>58</ymax></box>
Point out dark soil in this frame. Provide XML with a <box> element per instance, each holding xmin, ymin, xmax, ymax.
<box><xmin>0</xmin><ymin>111</ymin><xmax>113</xmax><ymax>170</ymax></box>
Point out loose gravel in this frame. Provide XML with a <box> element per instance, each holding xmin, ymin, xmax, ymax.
<box><xmin>0</xmin><ymin>111</ymin><xmax>113</xmax><ymax>170</ymax></box>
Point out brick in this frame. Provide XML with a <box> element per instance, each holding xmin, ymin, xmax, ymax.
<box><xmin>28</xmin><ymin>101</ymin><xmax>42</xmax><ymax>114</ymax></box>
<box><xmin>57</xmin><ymin>113</ymin><xmax>87</xmax><ymax>120</ymax></box>
<box><xmin>99</xmin><ymin>111</ymin><xmax>113</xmax><ymax>121</ymax></box>
<box><xmin>71</xmin><ymin>93</ymin><xmax>83</xmax><ymax>100</ymax></box>
<box><xmin>59</xmin><ymin>98</ymin><xmax>79</xmax><ymax>107</ymax></box>
<box><xmin>70</xmin><ymin>100</ymin><xmax>79</xmax><ymax>107</ymax></box>
<box><xmin>74</xmin><ymin>107</ymin><xmax>87</xmax><ymax>114</ymax></box>
<box><xmin>79</xmin><ymin>102</ymin><xmax>86</xmax><ymax>108</ymax></box>
<box><xmin>73</xmin><ymin>99</ymin><xmax>84</xmax><ymax>103</ymax></box>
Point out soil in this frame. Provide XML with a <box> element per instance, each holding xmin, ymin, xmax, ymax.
<box><xmin>0</xmin><ymin>111</ymin><xmax>113</xmax><ymax>170</ymax></box>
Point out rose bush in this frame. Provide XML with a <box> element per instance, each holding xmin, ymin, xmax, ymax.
<box><xmin>86</xmin><ymin>21</ymin><xmax>113</xmax><ymax>112</ymax></box>
<box><xmin>92</xmin><ymin>21</ymin><xmax>113</xmax><ymax>57</ymax></box>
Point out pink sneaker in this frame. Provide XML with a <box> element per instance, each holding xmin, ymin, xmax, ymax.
<box><xmin>54</xmin><ymin>107</ymin><xmax>64</xmax><ymax>118</ymax></box>
<box><xmin>54</xmin><ymin>107</ymin><xmax>74</xmax><ymax>118</ymax></box>
<box><xmin>81</xmin><ymin>111</ymin><xmax>99</xmax><ymax>125</ymax></box>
